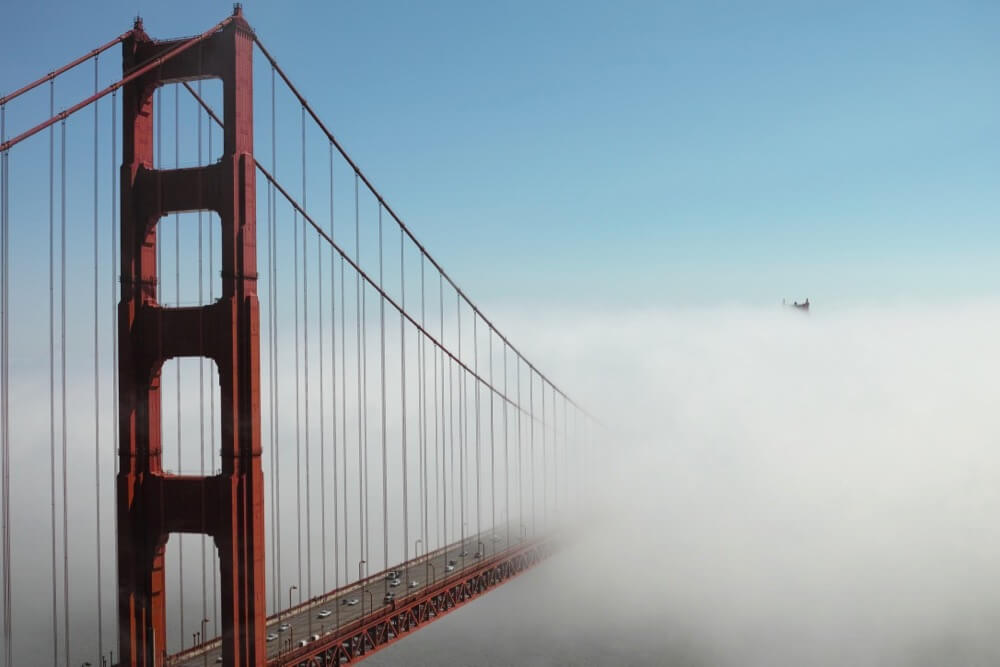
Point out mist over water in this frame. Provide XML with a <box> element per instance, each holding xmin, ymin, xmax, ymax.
<box><xmin>369</xmin><ymin>303</ymin><xmax>1000</xmax><ymax>666</ymax></box>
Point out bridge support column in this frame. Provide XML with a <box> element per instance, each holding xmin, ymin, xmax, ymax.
<box><xmin>116</xmin><ymin>8</ymin><xmax>264</xmax><ymax>666</ymax></box>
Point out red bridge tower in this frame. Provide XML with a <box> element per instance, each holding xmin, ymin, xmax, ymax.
<box><xmin>116</xmin><ymin>8</ymin><xmax>265</xmax><ymax>665</ymax></box>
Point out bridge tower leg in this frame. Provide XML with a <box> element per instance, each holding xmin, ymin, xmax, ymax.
<box><xmin>116</xmin><ymin>8</ymin><xmax>265</xmax><ymax>665</ymax></box>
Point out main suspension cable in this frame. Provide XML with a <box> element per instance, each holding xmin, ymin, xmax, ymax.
<box><xmin>251</xmin><ymin>34</ymin><xmax>592</xmax><ymax>427</ymax></box>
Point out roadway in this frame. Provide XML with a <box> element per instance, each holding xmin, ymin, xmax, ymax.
<box><xmin>172</xmin><ymin>524</ymin><xmax>530</xmax><ymax>665</ymax></box>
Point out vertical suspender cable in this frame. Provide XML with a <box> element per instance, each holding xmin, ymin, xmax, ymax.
<box><xmin>110</xmin><ymin>87</ymin><xmax>120</xmax><ymax>655</ymax></box>
<box><xmin>415</xmin><ymin>259</ymin><xmax>424</xmax><ymax>563</ymax></box>
<box><xmin>420</xmin><ymin>255</ymin><xmax>427</xmax><ymax>561</ymax></box>
<box><xmin>0</xmin><ymin>98</ymin><xmax>11</xmax><ymax>667</ymax></box>
<box><xmin>355</xmin><ymin>173</ymin><xmax>363</xmax><ymax>582</ymax></box>
<box><xmin>554</xmin><ymin>387</ymin><xmax>559</xmax><ymax>519</ymax></box>
<box><xmin>92</xmin><ymin>55</ymin><xmax>103</xmax><ymax>663</ymax></box>
<box><xmin>529</xmin><ymin>368</ymin><xmax>535</xmax><ymax>536</ymax></box>
<box><xmin>318</xmin><ymin>130</ymin><xmax>327</xmax><ymax>597</ymax></box>
<box><xmin>0</xmin><ymin>97</ymin><xmax>10</xmax><ymax>667</ymax></box>
<box><xmin>264</xmin><ymin>107</ymin><xmax>275</xmax><ymax>615</ymax></box>
<box><xmin>340</xmin><ymin>251</ymin><xmax>347</xmax><ymax>593</ymax></box>
<box><xmin>399</xmin><ymin>225</ymin><xmax>408</xmax><ymax>579</ymax></box>
<box><xmin>488</xmin><ymin>328</ymin><xmax>495</xmax><ymax>554</ymax></box>
<box><xmin>268</xmin><ymin>65</ymin><xmax>280</xmax><ymax>616</ymax></box>
<box><xmin>361</xmin><ymin>208</ymin><xmax>370</xmax><ymax>577</ymax></box>
<box><xmin>60</xmin><ymin>117</ymin><xmax>69</xmax><ymax>667</ymax></box>
<box><xmin>197</xmin><ymin>74</ymin><xmax>208</xmax><ymax>645</ymax></box>
<box><xmin>474</xmin><ymin>314</ymin><xmax>480</xmax><ymax>548</ymax></box>
<box><xmin>433</xmin><ymin>272</ymin><xmax>440</xmax><ymax>552</ymax></box>
<box><xmin>174</xmin><ymin>85</ymin><xmax>185</xmax><ymax>647</ymax></box>
<box><xmin>293</xmin><ymin>189</ymin><xmax>302</xmax><ymax>605</ymax></box>
<box><xmin>561</xmin><ymin>393</ymin><xmax>566</xmax><ymax>518</ymax></box>
<box><xmin>439</xmin><ymin>273</ymin><xmax>446</xmax><ymax>559</ymax></box>
<box><xmin>448</xmin><ymin>358</ymin><xmax>454</xmax><ymax>556</ymax></box>
<box><xmin>503</xmin><ymin>342</ymin><xmax>509</xmax><ymax>548</ymax></box>
<box><xmin>263</xmin><ymin>70</ymin><xmax>272</xmax><ymax>614</ymax></box>
<box><xmin>208</xmin><ymin>111</ymin><xmax>218</xmax><ymax>633</ymax></box>
<box><xmin>329</xmin><ymin>142</ymin><xmax>340</xmax><ymax>632</ymax></box>
<box><xmin>541</xmin><ymin>377</ymin><xmax>546</xmax><ymax>529</ymax></box>
<box><xmin>378</xmin><ymin>204</ymin><xmax>387</xmax><ymax>584</ymax></box>
<box><xmin>516</xmin><ymin>358</ymin><xmax>522</xmax><ymax>541</ymax></box>
<box><xmin>457</xmin><ymin>295</ymin><xmax>464</xmax><ymax>558</ymax></box>
<box><xmin>301</xmin><ymin>105</ymin><xmax>312</xmax><ymax>603</ymax></box>
<box><xmin>47</xmin><ymin>82</ymin><xmax>59</xmax><ymax>667</ymax></box>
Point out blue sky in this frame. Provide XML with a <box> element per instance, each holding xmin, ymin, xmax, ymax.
<box><xmin>2</xmin><ymin>0</ymin><xmax>998</xmax><ymax>309</ymax></box>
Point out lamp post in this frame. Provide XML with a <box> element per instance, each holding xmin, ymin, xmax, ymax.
<box><xmin>426</xmin><ymin>561</ymin><xmax>436</xmax><ymax>585</ymax></box>
<box><xmin>412</xmin><ymin>538</ymin><xmax>422</xmax><ymax>587</ymax></box>
<box><xmin>363</xmin><ymin>588</ymin><xmax>373</xmax><ymax>619</ymax></box>
<box><xmin>200</xmin><ymin>618</ymin><xmax>210</xmax><ymax>667</ymax></box>
<box><xmin>359</xmin><ymin>559</ymin><xmax>367</xmax><ymax>618</ymax></box>
<box><xmin>288</xmin><ymin>584</ymin><xmax>298</xmax><ymax>617</ymax></box>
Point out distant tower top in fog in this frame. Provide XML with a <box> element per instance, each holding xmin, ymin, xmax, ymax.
<box><xmin>783</xmin><ymin>298</ymin><xmax>810</xmax><ymax>312</ymax></box>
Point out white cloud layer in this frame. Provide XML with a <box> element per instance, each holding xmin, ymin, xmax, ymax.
<box><xmin>371</xmin><ymin>301</ymin><xmax>1000</xmax><ymax>666</ymax></box>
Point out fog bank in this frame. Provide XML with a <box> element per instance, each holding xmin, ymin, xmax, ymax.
<box><xmin>370</xmin><ymin>302</ymin><xmax>1000</xmax><ymax>666</ymax></box>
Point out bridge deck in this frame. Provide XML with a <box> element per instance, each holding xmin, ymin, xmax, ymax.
<box><xmin>169</xmin><ymin>526</ymin><xmax>552</xmax><ymax>665</ymax></box>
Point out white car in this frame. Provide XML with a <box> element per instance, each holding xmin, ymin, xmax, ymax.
<box><xmin>343</xmin><ymin>597</ymin><xmax>359</xmax><ymax>606</ymax></box>
<box><xmin>383</xmin><ymin>592</ymin><xmax>395</xmax><ymax>604</ymax></box>
<box><xmin>297</xmin><ymin>639</ymin><xmax>308</xmax><ymax>647</ymax></box>
<box><xmin>317</xmin><ymin>609</ymin><xmax>332</xmax><ymax>618</ymax></box>
<box><xmin>266</xmin><ymin>632</ymin><xmax>278</xmax><ymax>642</ymax></box>
<box><xmin>389</xmin><ymin>578</ymin><xmax>401</xmax><ymax>588</ymax></box>
<box><xmin>309</xmin><ymin>633</ymin><xmax>320</xmax><ymax>642</ymax></box>
<box><xmin>408</xmin><ymin>580</ymin><xmax>419</xmax><ymax>588</ymax></box>
<box><xmin>445</xmin><ymin>564</ymin><xmax>455</xmax><ymax>572</ymax></box>
<box><xmin>278</xmin><ymin>622</ymin><xmax>291</xmax><ymax>632</ymax></box>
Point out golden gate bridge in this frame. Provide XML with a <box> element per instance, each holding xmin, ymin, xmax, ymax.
<box><xmin>0</xmin><ymin>7</ymin><xmax>596</xmax><ymax>665</ymax></box>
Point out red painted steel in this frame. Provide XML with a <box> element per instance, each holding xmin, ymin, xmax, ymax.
<box><xmin>116</xmin><ymin>7</ymin><xmax>265</xmax><ymax>666</ymax></box>
<box><xmin>270</xmin><ymin>539</ymin><xmax>556</xmax><ymax>666</ymax></box>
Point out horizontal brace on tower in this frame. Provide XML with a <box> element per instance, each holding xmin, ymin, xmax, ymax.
<box><xmin>134</xmin><ymin>162</ymin><xmax>225</xmax><ymax>220</ymax></box>
<box><xmin>129</xmin><ymin>301</ymin><xmax>229</xmax><ymax>372</ymax></box>
<box><xmin>144</xmin><ymin>473</ymin><xmax>221</xmax><ymax>537</ymax></box>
